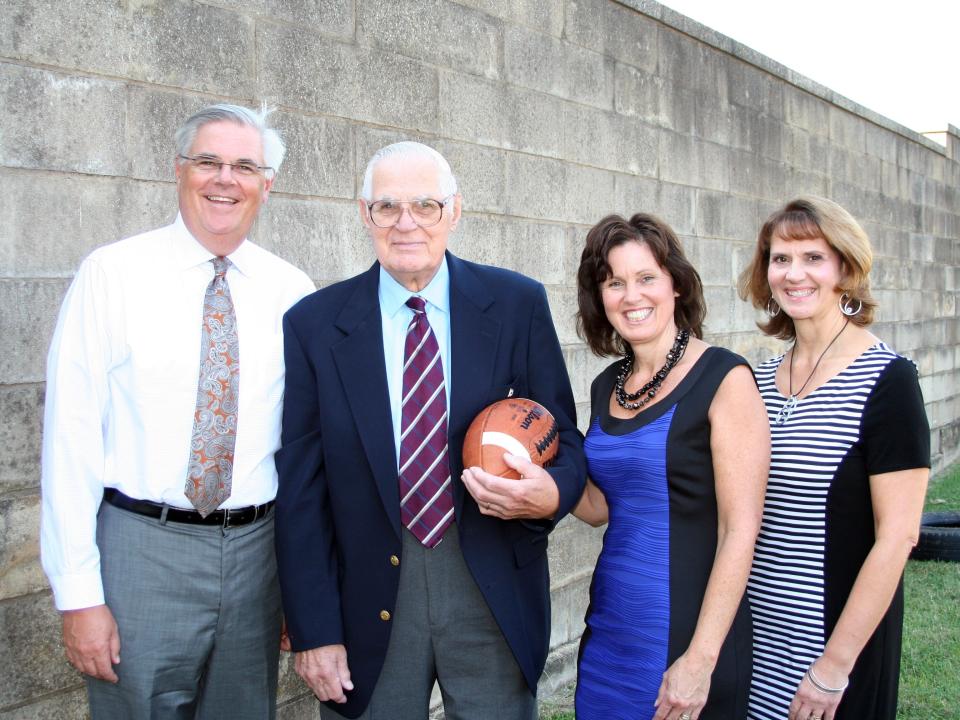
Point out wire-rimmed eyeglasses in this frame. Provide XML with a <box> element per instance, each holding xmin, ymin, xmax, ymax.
<box><xmin>366</xmin><ymin>196</ymin><xmax>454</xmax><ymax>228</ymax></box>
<box><xmin>178</xmin><ymin>154</ymin><xmax>275</xmax><ymax>179</ymax></box>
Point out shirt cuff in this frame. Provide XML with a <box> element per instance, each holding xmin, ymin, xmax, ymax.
<box><xmin>49</xmin><ymin>573</ymin><xmax>105</xmax><ymax>612</ymax></box>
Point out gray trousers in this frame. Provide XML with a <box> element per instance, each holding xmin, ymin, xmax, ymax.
<box><xmin>87</xmin><ymin>501</ymin><xmax>282</xmax><ymax>720</ymax></box>
<box><xmin>322</xmin><ymin>528</ymin><xmax>536</xmax><ymax>720</ymax></box>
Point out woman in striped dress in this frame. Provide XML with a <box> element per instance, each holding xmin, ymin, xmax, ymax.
<box><xmin>738</xmin><ymin>196</ymin><xmax>930</xmax><ymax>720</ymax></box>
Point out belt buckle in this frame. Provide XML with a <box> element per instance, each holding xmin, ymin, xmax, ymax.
<box><xmin>222</xmin><ymin>508</ymin><xmax>232</xmax><ymax>529</ymax></box>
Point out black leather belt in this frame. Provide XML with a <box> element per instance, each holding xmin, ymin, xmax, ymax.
<box><xmin>102</xmin><ymin>489</ymin><xmax>274</xmax><ymax>528</ymax></box>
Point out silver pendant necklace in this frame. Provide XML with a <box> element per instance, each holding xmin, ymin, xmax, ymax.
<box><xmin>776</xmin><ymin>319</ymin><xmax>849</xmax><ymax>426</ymax></box>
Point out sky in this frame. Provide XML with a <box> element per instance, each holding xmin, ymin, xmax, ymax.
<box><xmin>657</xmin><ymin>0</ymin><xmax>960</xmax><ymax>140</ymax></box>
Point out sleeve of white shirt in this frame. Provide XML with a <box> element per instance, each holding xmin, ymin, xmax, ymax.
<box><xmin>40</xmin><ymin>256</ymin><xmax>114</xmax><ymax>611</ymax></box>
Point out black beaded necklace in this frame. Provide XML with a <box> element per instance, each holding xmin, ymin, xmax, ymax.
<box><xmin>614</xmin><ymin>328</ymin><xmax>691</xmax><ymax>411</ymax></box>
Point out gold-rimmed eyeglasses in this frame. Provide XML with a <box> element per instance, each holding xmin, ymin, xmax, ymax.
<box><xmin>366</xmin><ymin>196</ymin><xmax>454</xmax><ymax>228</ymax></box>
<box><xmin>178</xmin><ymin>154</ymin><xmax>275</xmax><ymax>179</ymax></box>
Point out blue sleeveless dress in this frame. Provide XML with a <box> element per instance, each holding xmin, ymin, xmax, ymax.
<box><xmin>576</xmin><ymin>347</ymin><xmax>752</xmax><ymax>720</ymax></box>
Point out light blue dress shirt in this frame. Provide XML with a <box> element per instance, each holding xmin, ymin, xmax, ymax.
<box><xmin>379</xmin><ymin>259</ymin><xmax>452</xmax><ymax>466</ymax></box>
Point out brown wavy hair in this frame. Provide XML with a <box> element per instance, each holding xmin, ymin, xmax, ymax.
<box><xmin>737</xmin><ymin>196</ymin><xmax>876</xmax><ymax>340</ymax></box>
<box><xmin>576</xmin><ymin>213</ymin><xmax>705</xmax><ymax>358</ymax></box>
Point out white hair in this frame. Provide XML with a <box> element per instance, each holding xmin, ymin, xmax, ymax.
<box><xmin>360</xmin><ymin>141</ymin><xmax>458</xmax><ymax>200</ymax></box>
<box><xmin>174</xmin><ymin>103</ymin><xmax>285</xmax><ymax>173</ymax></box>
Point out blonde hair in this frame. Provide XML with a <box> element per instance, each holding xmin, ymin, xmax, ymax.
<box><xmin>738</xmin><ymin>196</ymin><xmax>876</xmax><ymax>339</ymax></box>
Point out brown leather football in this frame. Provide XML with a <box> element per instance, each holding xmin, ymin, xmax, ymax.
<box><xmin>462</xmin><ymin>398</ymin><xmax>559</xmax><ymax>479</ymax></box>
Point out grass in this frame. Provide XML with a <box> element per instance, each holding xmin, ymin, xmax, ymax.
<box><xmin>898</xmin><ymin>464</ymin><xmax>960</xmax><ymax>719</ymax></box>
<box><xmin>539</xmin><ymin>708</ymin><xmax>575</xmax><ymax>720</ymax></box>
<box><xmin>538</xmin><ymin>685</ymin><xmax>575</xmax><ymax>720</ymax></box>
<box><xmin>537</xmin><ymin>464</ymin><xmax>960</xmax><ymax>720</ymax></box>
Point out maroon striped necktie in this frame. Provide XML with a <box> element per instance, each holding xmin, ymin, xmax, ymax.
<box><xmin>398</xmin><ymin>296</ymin><xmax>454</xmax><ymax>547</ymax></box>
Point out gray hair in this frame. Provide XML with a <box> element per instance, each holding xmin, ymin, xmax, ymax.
<box><xmin>360</xmin><ymin>141</ymin><xmax>458</xmax><ymax>200</ymax></box>
<box><xmin>174</xmin><ymin>103</ymin><xmax>286</xmax><ymax>173</ymax></box>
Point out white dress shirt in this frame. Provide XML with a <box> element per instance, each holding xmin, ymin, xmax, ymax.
<box><xmin>378</xmin><ymin>259</ymin><xmax>451</xmax><ymax>467</ymax></box>
<box><xmin>41</xmin><ymin>215</ymin><xmax>315</xmax><ymax>611</ymax></box>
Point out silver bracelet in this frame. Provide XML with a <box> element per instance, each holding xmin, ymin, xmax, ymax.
<box><xmin>806</xmin><ymin>665</ymin><xmax>849</xmax><ymax>694</ymax></box>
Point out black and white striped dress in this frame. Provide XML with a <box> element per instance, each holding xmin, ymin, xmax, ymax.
<box><xmin>747</xmin><ymin>343</ymin><xmax>929</xmax><ymax>720</ymax></box>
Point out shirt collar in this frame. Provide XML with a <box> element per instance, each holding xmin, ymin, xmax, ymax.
<box><xmin>169</xmin><ymin>213</ymin><xmax>255</xmax><ymax>277</ymax></box>
<box><xmin>378</xmin><ymin>258</ymin><xmax>450</xmax><ymax>319</ymax></box>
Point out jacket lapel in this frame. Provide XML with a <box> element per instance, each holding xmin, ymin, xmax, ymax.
<box><xmin>331</xmin><ymin>263</ymin><xmax>403</xmax><ymax>540</ymax></box>
<box><xmin>447</xmin><ymin>253</ymin><xmax>500</xmax><ymax>520</ymax></box>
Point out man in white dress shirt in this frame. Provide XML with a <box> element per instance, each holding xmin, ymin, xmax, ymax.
<box><xmin>40</xmin><ymin>104</ymin><xmax>314</xmax><ymax>719</ymax></box>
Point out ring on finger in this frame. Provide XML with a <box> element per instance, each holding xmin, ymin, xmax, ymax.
<box><xmin>679</xmin><ymin>713</ymin><xmax>692</xmax><ymax>720</ymax></box>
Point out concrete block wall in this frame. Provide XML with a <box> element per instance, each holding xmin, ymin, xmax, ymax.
<box><xmin>2</xmin><ymin>0</ymin><xmax>958</xmax><ymax>715</ymax></box>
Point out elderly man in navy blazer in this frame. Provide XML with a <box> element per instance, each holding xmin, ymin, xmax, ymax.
<box><xmin>276</xmin><ymin>141</ymin><xmax>586</xmax><ymax>719</ymax></box>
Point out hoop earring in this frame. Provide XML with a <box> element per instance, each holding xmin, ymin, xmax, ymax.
<box><xmin>839</xmin><ymin>292</ymin><xmax>862</xmax><ymax>317</ymax></box>
<box><xmin>766</xmin><ymin>298</ymin><xmax>781</xmax><ymax>317</ymax></box>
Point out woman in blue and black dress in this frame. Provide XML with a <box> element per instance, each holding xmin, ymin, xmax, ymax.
<box><xmin>573</xmin><ymin>213</ymin><xmax>770</xmax><ymax>720</ymax></box>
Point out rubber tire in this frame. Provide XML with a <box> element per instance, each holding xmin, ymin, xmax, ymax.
<box><xmin>910</xmin><ymin>511</ymin><xmax>960</xmax><ymax>562</ymax></box>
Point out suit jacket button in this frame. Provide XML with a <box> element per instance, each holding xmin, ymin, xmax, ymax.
<box><xmin>379</xmin><ymin>610</ymin><xmax>391</xmax><ymax>621</ymax></box>
<box><xmin>390</xmin><ymin>555</ymin><xmax>400</xmax><ymax>566</ymax></box>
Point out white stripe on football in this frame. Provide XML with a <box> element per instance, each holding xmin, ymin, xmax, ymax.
<box><xmin>480</xmin><ymin>431</ymin><xmax>532</xmax><ymax>461</ymax></box>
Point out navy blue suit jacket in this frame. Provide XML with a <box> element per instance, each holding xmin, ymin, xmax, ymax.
<box><xmin>275</xmin><ymin>253</ymin><xmax>586</xmax><ymax>717</ymax></box>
